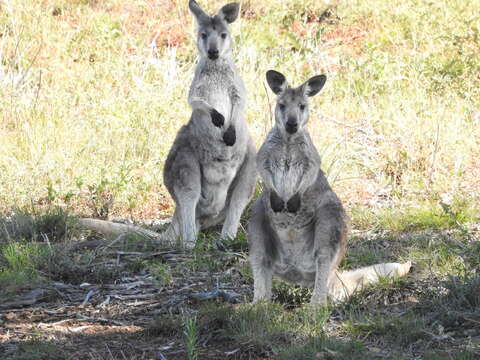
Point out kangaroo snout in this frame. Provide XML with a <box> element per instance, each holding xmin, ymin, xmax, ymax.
<box><xmin>286</xmin><ymin>117</ymin><xmax>298</xmax><ymax>134</ymax></box>
<box><xmin>208</xmin><ymin>49</ymin><xmax>219</xmax><ymax>60</ymax></box>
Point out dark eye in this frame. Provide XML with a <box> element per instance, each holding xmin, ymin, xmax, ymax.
<box><xmin>201</xmin><ymin>33</ymin><xmax>207</xmax><ymax>39</ymax></box>
<box><xmin>279</xmin><ymin>104</ymin><xmax>285</xmax><ymax>111</ymax></box>
<box><xmin>221</xmin><ymin>33</ymin><xmax>227</xmax><ymax>39</ymax></box>
<box><xmin>299</xmin><ymin>104</ymin><xmax>306</xmax><ymax>111</ymax></box>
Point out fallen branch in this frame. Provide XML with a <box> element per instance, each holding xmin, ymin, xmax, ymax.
<box><xmin>0</xmin><ymin>289</ymin><xmax>46</xmax><ymax>310</ymax></box>
<box><xmin>76</xmin><ymin>314</ymin><xmax>128</xmax><ymax>327</ymax></box>
<box><xmin>189</xmin><ymin>289</ymin><xmax>241</xmax><ymax>303</ymax></box>
<box><xmin>65</xmin><ymin>239</ymin><xmax>108</xmax><ymax>251</ymax></box>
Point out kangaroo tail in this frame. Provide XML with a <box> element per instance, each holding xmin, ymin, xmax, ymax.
<box><xmin>329</xmin><ymin>261</ymin><xmax>412</xmax><ymax>302</ymax></box>
<box><xmin>77</xmin><ymin>218</ymin><xmax>171</xmax><ymax>243</ymax></box>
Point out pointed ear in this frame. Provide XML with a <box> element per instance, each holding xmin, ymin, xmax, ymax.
<box><xmin>189</xmin><ymin>0</ymin><xmax>209</xmax><ymax>22</ymax></box>
<box><xmin>218</xmin><ymin>2</ymin><xmax>240</xmax><ymax>23</ymax></box>
<box><xmin>302</xmin><ymin>75</ymin><xmax>327</xmax><ymax>97</ymax></box>
<box><xmin>266</xmin><ymin>70</ymin><xmax>288</xmax><ymax>95</ymax></box>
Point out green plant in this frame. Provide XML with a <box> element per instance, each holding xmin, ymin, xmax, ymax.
<box><xmin>0</xmin><ymin>242</ymin><xmax>47</xmax><ymax>294</ymax></box>
<box><xmin>14</xmin><ymin>340</ymin><xmax>65</xmax><ymax>360</ymax></box>
<box><xmin>183</xmin><ymin>315</ymin><xmax>199</xmax><ymax>360</ymax></box>
<box><xmin>147</xmin><ymin>262</ymin><xmax>173</xmax><ymax>286</ymax></box>
<box><xmin>273</xmin><ymin>281</ymin><xmax>313</xmax><ymax>308</ymax></box>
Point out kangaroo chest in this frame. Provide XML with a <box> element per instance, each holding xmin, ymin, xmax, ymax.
<box><xmin>270</xmin><ymin>145</ymin><xmax>309</xmax><ymax>198</ymax></box>
<box><xmin>198</xmin><ymin>67</ymin><xmax>237</xmax><ymax>125</ymax></box>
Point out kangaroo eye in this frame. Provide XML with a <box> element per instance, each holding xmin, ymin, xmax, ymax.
<box><xmin>279</xmin><ymin>104</ymin><xmax>285</xmax><ymax>111</ymax></box>
<box><xmin>200</xmin><ymin>33</ymin><xmax>207</xmax><ymax>39</ymax></box>
<box><xmin>221</xmin><ymin>33</ymin><xmax>227</xmax><ymax>39</ymax></box>
<box><xmin>299</xmin><ymin>104</ymin><xmax>306</xmax><ymax>111</ymax></box>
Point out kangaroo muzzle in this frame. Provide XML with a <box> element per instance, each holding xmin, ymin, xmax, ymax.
<box><xmin>208</xmin><ymin>49</ymin><xmax>219</xmax><ymax>60</ymax></box>
<box><xmin>285</xmin><ymin>117</ymin><xmax>298</xmax><ymax>134</ymax></box>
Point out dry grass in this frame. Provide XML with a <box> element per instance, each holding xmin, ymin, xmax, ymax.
<box><xmin>0</xmin><ymin>0</ymin><xmax>478</xmax><ymax>224</ymax></box>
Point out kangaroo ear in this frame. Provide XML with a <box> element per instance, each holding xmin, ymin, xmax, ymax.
<box><xmin>302</xmin><ymin>75</ymin><xmax>327</xmax><ymax>97</ymax></box>
<box><xmin>189</xmin><ymin>0</ymin><xmax>209</xmax><ymax>22</ymax></box>
<box><xmin>266</xmin><ymin>70</ymin><xmax>288</xmax><ymax>95</ymax></box>
<box><xmin>219</xmin><ymin>2</ymin><xmax>240</xmax><ymax>23</ymax></box>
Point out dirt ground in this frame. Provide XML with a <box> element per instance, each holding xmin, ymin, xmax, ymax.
<box><xmin>1</xmin><ymin>220</ymin><xmax>479</xmax><ymax>360</ymax></box>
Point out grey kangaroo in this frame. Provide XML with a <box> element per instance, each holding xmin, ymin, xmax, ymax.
<box><xmin>249</xmin><ymin>70</ymin><xmax>411</xmax><ymax>304</ymax></box>
<box><xmin>162</xmin><ymin>1</ymin><xmax>256</xmax><ymax>248</ymax></box>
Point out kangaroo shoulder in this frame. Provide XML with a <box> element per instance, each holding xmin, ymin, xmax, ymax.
<box><xmin>258</xmin><ymin>132</ymin><xmax>282</xmax><ymax>162</ymax></box>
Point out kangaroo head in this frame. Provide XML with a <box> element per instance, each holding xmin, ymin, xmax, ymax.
<box><xmin>266</xmin><ymin>70</ymin><xmax>326</xmax><ymax>137</ymax></box>
<box><xmin>189</xmin><ymin>0</ymin><xmax>240</xmax><ymax>61</ymax></box>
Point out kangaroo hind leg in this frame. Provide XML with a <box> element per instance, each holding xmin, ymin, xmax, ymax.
<box><xmin>221</xmin><ymin>143</ymin><xmax>256</xmax><ymax>240</ymax></box>
<box><xmin>170</xmin><ymin>157</ymin><xmax>201</xmax><ymax>248</ymax></box>
<box><xmin>311</xmin><ymin>216</ymin><xmax>347</xmax><ymax>304</ymax></box>
<box><xmin>248</xmin><ymin>198</ymin><xmax>275</xmax><ymax>302</ymax></box>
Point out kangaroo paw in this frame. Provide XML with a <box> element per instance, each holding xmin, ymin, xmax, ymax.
<box><xmin>223</xmin><ymin>124</ymin><xmax>236</xmax><ymax>146</ymax></box>
<box><xmin>270</xmin><ymin>191</ymin><xmax>285</xmax><ymax>212</ymax></box>
<box><xmin>286</xmin><ymin>193</ymin><xmax>301</xmax><ymax>213</ymax></box>
<box><xmin>210</xmin><ymin>109</ymin><xmax>225</xmax><ymax>127</ymax></box>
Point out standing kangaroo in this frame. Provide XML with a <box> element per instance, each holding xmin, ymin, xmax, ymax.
<box><xmin>163</xmin><ymin>1</ymin><xmax>256</xmax><ymax>248</ymax></box>
<box><xmin>249</xmin><ymin>70</ymin><xmax>411</xmax><ymax>304</ymax></box>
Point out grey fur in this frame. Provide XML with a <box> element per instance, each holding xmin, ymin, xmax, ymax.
<box><xmin>249</xmin><ymin>70</ymin><xmax>347</xmax><ymax>304</ymax></box>
<box><xmin>163</xmin><ymin>1</ymin><xmax>256</xmax><ymax>248</ymax></box>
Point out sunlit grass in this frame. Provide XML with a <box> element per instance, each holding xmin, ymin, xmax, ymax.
<box><xmin>0</xmin><ymin>0</ymin><xmax>478</xmax><ymax>223</ymax></box>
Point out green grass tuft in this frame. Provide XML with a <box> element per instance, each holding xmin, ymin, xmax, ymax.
<box><xmin>13</xmin><ymin>340</ymin><xmax>65</xmax><ymax>360</ymax></box>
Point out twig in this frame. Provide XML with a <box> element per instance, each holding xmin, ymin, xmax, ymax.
<box><xmin>77</xmin><ymin>315</ymin><xmax>128</xmax><ymax>327</ymax></box>
<box><xmin>99</xmin><ymin>233</ymin><xmax>127</xmax><ymax>252</ymax></box>
<box><xmin>32</xmin><ymin>69</ymin><xmax>42</xmax><ymax>113</ymax></box>
<box><xmin>70</xmin><ymin>325</ymin><xmax>92</xmax><ymax>333</ymax></box>
<box><xmin>428</xmin><ymin>118</ymin><xmax>441</xmax><ymax>187</ymax></box>
<box><xmin>463</xmin><ymin>317</ymin><xmax>480</xmax><ymax>326</ymax></box>
<box><xmin>263</xmin><ymin>81</ymin><xmax>273</xmax><ymax>133</ymax></box>
<box><xmin>111</xmin><ymin>293</ymin><xmax>158</xmax><ymax>301</ymax></box>
<box><xmin>39</xmin><ymin>318</ymin><xmax>75</xmax><ymax>327</ymax></box>
<box><xmin>318</xmin><ymin>112</ymin><xmax>368</xmax><ymax>135</ymax></box>
<box><xmin>65</xmin><ymin>239</ymin><xmax>108</xmax><ymax>251</ymax></box>
<box><xmin>81</xmin><ymin>290</ymin><xmax>95</xmax><ymax>306</ymax></box>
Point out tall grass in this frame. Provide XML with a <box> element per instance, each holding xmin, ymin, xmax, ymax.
<box><xmin>0</xmin><ymin>0</ymin><xmax>479</xmax><ymax>225</ymax></box>
<box><xmin>0</xmin><ymin>242</ymin><xmax>46</xmax><ymax>293</ymax></box>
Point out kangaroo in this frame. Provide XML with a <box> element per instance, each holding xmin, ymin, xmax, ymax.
<box><xmin>249</xmin><ymin>70</ymin><xmax>411</xmax><ymax>304</ymax></box>
<box><xmin>162</xmin><ymin>1</ymin><xmax>256</xmax><ymax>248</ymax></box>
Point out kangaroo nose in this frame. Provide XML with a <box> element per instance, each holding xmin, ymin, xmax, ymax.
<box><xmin>208</xmin><ymin>49</ymin><xmax>219</xmax><ymax>60</ymax></box>
<box><xmin>286</xmin><ymin>117</ymin><xmax>298</xmax><ymax>134</ymax></box>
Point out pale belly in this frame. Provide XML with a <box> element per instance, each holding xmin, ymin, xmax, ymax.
<box><xmin>197</xmin><ymin>158</ymin><xmax>239</xmax><ymax>217</ymax></box>
<box><xmin>207</xmin><ymin>90</ymin><xmax>231</xmax><ymax>126</ymax></box>
<box><xmin>271</xmin><ymin>225</ymin><xmax>316</xmax><ymax>286</ymax></box>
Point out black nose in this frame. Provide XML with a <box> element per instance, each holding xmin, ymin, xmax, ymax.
<box><xmin>286</xmin><ymin>118</ymin><xmax>298</xmax><ymax>134</ymax></box>
<box><xmin>208</xmin><ymin>49</ymin><xmax>219</xmax><ymax>59</ymax></box>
